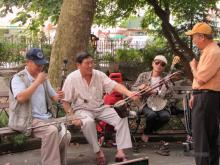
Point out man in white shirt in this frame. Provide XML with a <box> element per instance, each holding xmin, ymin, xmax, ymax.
<box><xmin>62</xmin><ymin>51</ymin><xmax>138</xmax><ymax>165</ymax></box>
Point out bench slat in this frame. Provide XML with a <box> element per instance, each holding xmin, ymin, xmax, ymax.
<box><xmin>0</xmin><ymin>91</ymin><xmax>9</xmax><ymax>97</ymax></box>
<box><xmin>0</xmin><ymin>127</ymin><xmax>17</xmax><ymax>136</ymax></box>
<box><xmin>173</xmin><ymin>86</ymin><xmax>192</xmax><ymax>91</ymax></box>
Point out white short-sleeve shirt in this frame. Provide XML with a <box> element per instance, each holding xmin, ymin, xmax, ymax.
<box><xmin>62</xmin><ymin>69</ymin><xmax>117</xmax><ymax>111</ymax></box>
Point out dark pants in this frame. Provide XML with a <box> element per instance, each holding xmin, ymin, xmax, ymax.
<box><xmin>142</xmin><ymin>106</ymin><xmax>170</xmax><ymax>135</ymax></box>
<box><xmin>192</xmin><ymin>92</ymin><xmax>220</xmax><ymax>165</ymax></box>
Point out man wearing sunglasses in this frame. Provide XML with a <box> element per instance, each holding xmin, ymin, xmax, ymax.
<box><xmin>132</xmin><ymin>55</ymin><xmax>172</xmax><ymax>148</ymax></box>
<box><xmin>186</xmin><ymin>22</ymin><xmax>220</xmax><ymax>165</ymax></box>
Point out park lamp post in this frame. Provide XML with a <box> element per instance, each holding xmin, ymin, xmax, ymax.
<box><xmin>90</xmin><ymin>34</ymin><xmax>99</xmax><ymax>52</ymax></box>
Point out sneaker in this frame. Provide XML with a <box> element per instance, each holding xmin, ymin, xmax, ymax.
<box><xmin>155</xmin><ymin>149</ymin><xmax>170</xmax><ymax>156</ymax></box>
<box><xmin>155</xmin><ymin>142</ymin><xmax>170</xmax><ymax>156</ymax></box>
<box><xmin>160</xmin><ymin>142</ymin><xmax>169</xmax><ymax>150</ymax></box>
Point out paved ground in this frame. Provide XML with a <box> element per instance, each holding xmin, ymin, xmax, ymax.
<box><xmin>0</xmin><ymin>142</ymin><xmax>196</xmax><ymax>165</ymax></box>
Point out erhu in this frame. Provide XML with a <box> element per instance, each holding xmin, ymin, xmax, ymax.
<box><xmin>56</xmin><ymin>59</ymin><xmax>68</xmax><ymax>115</ymax></box>
<box><xmin>145</xmin><ymin>55</ymin><xmax>181</xmax><ymax>111</ymax></box>
<box><xmin>114</xmin><ymin>71</ymin><xmax>182</xmax><ymax>118</ymax></box>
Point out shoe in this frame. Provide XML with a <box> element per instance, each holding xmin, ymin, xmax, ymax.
<box><xmin>115</xmin><ymin>156</ymin><xmax>128</xmax><ymax>162</ymax></box>
<box><xmin>155</xmin><ymin>142</ymin><xmax>170</xmax><ymax>156</ymax></box>
<box><xmin>96</xmin><ymin>156</ymin><xmax>107</xmax><ymax>165</ymax></box>
<box><xmin>155</xmin><ymin>149</ymin><xmax>170</xmax><ymax>156</ymax></box>
<box><xmin>159</xmin><ymin>144</ymin><xmax>169</xmax><ymax>151</ymax></box>
<box><xmin>141</xmin><ymin>134</ymin><xmax>149</xmax><ymax>143</ymax></box>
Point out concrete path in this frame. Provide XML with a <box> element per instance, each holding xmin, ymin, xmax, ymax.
<box><xmin>0</xmin><ymin>142</ymin><xmax>196</xmax><ymax>165</ymax></box>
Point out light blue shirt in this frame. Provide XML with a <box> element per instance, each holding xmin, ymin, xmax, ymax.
<box><xmin>11</xmin><ymin>68</ymin><xmax>56</xmax><ymax>119</ymax></box>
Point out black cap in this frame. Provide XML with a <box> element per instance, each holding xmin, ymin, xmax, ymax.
<box><xmin>26</xmin><ymin>48</ymin><xmax>48</xmax><ymax>65</ymax></box>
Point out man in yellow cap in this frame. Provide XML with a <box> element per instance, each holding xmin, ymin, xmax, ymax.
<box><xmin>186</xmin><ymin>22</ymin><xmax>220</xmax><ymax>165</ymax></box>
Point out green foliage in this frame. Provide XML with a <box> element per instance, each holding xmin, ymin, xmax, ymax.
<box><xmin>0</xmin><ymin>112</ymin><xmax>8</xmax><ymax>128</ymax></box>
<box><xmin>1</xmin><ymin>0</ymin><xmax>218</xmax><ymax>36</ymax></box>
<box><xmin>95</xmin><ymin>0</ymin><xmax>219</xmax><ymax>36</ymax></box>
<box><xmin>103</xmin><ymin>49</ymin><xmax>144</xmax><ymax>63</ymax></box>
<box><xmin>115</xmin><ymin>48</ymin><xmax>144</xmax><ymax>63</ymax></box>
<box><xmin>41</xmin><ymin>44</ymin><xmax>52</xmax><ymax>60</ymax></box>
<box><xmin>0</xmin><ymin>41</ymin><xmax>25</xmax><ymax>62</ymax></box>
<box><xmin>0</xmin><ymin>29</ymin><xmax>51</xmax><ymax>63</ymax></box>
<box><xmin>0</xmin><ymin>0</ymin><xmax>62</xmax><ymax>33</ymax></box>
<box><xmin>95</xmin><ymin>0</ymin><xmax>146</xmax><ymax>26</ymax></box>
<box><xmin>0</xmin><ymin>112</ymin><xmax>27</xmax><ymax>145</ymax></box>
<box><xmin>102</xmin><ymin>36</ymin><xmax>173</xmax><ymax>71</ymax></box>
<box><xmin>141</xmin><ymin>37</ymin><xmax>173</xmax><ymax>71</ymax></box>
<box><xmin>119</xmin><ymin>15</ymin><xmax>142</xmax><ymax>28</ymax></box>
<box><xmin>10</xmin><ymin>134</ymin><xmax>27</xmax><ymax>146</ymax></box>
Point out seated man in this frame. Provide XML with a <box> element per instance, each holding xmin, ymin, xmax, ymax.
<box><xmin>9</xmin><ymin>48</ymin><xmax>71</xmax><ymax>165</ymax></box>
<box><xmin>62</xmin><ymin>51</ymin><xmax>138</xmax><ymax>165</ymax></box>
<box><xmin>131</xmin><ymin>55</ymin><xmax>172</xmax><ymax>143</ymax></box>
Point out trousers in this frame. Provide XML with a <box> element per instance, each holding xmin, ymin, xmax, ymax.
<box><xmin>32</xmin><ymin>118</ymin><xmax>71</xmax><ymax>165</ymax></box>
<box><xmin>142</xmin><ymin>106</ymin><xmax>170</xmax><ymax>135</ymax></box>
<box><xmin>75</xmin><ymin>107</ymin><xmax>132</xmax><ymax>153</ymax></box>
<box><xmin>192</xmin><ymin>92</ymin><xmax>220</xmax><ymax>165</ymax></box>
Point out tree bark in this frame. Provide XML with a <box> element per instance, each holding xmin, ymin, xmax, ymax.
<box><xmin>48</xmin><ymin>0</ymin><xmax>97</xmax><ymax>87</ymax></box>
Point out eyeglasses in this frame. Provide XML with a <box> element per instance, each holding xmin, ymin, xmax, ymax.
<box><xmin>154</xmin><ymin>61</ymin><xmax>166</xmax><ymax>67</ymax></box>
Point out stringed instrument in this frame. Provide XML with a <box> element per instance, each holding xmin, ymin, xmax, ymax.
<box><xmin>114</xmin><ymin>71</ymin><xmax>182</xmax><ymax>118</ymax></box>
<box><xmin>145</xmin><ymin>55</ymin><xmax>181</xmax><ymax>111</ymax></box>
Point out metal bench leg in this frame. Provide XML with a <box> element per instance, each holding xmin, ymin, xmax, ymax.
<box><xmin>129</xmin><ymin>115</ymin><xmax>142</xmax><ymax>153</ymax></box>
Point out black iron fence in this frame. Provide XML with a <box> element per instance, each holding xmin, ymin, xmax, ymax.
<box><xmin>96</xmin><ymin>40</ymin><xmax>147</xmax><ymax>56</ymax></box>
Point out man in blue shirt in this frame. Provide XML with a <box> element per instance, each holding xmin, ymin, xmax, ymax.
<box><xmin>9</xmin><ymin>48</ymin><xmax>71</xmax><ymax>165</ymax></box>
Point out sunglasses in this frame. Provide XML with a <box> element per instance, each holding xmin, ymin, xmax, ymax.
<box><xmin>154</xmin><ymin>61</ymin><xmax>166</xmax><ymax>67</ymax></box>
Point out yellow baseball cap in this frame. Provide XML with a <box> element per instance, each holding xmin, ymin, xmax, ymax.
<box><xmin>185</xmin><ymin>22</ymin><xmax>212</xmax><ymax>36</ymax></box>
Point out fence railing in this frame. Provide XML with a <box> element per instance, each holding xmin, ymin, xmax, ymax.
<box><xmin>96</xmin><ymin>40</ymin><xmax>147</xmax><ymax>57</ymax></box>
<box><xmin>0</xmin><ymin>62</ymin><xmax>24</xmax><ymax>69</ymax></box>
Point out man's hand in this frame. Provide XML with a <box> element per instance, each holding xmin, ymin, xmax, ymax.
<box><xmin>35</xmin><ymin>72</ymin><xmax>48</xmax><ymax>85</ymax></box>
<box><xmin>56</xmin><ymin>87</ymin><xmax>64</xmax><ymax>100</ymax></box>
<box><xmin>138</xmin><ymin>84</ymin><xmax>147</xmax><ymax>90</ymax></box>
<box><xmin>189</xmin><ymin>96</ymin><xmax>194</xmax><ymax>109</ymax></box>
<box><xmin>127</xmin><ymin>91</ymin><xmax>140</xmax><ymax>101</ymax></box>
<box><xmin>190</xmin><ymin>58</ymin><xmax>198</xmax><ymax>71</ymax></box>
<box><xmin>72</xmin><ymin>119</ymin><xmax>82</xmax><ymax>127</ymax></box>
<box><xmin>138</xmin><ymin>84</ymin><xmax>155</xmax><ymax>95</ymax></box>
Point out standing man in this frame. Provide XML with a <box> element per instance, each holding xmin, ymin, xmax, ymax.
<box><xmin>186</xmin><ymin>22</ymin><xmax>220</xmax><ymax>165</ymax></box>
<box><xmin>9</xmin><ymin>48</ymin><xmax>71</xmax><ymax>165</ymax></box>
<box><xmin>62</xmin><ymin>51</ymin><xmax>137</xmax><ymax>165</ymax></box>
<box><xmin>131</xmin><ymin>55</ymin><xmax>172</xmax><ymax>145</ymax></box>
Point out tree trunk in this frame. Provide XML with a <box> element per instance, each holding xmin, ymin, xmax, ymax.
<box><xmin>48</xmin><ymin>0</ymin><xmax>97</xmax><ymax>87</ymax></box>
